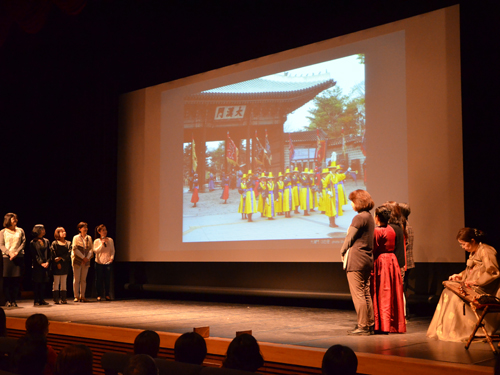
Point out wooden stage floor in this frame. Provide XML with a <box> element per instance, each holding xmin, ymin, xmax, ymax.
<box><xmin>3</xmin><ymin>298</ymin><xmax>497</xmax><ymax>369</ymax></box>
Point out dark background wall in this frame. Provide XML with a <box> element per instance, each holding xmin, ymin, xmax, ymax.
<box><xmin>1</xmin><ymin>0</ymin><xmax>498</xmax><ymax>304</ymax></box>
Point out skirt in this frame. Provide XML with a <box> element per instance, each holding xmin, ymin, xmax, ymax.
<box><xmin>3</xmin><ymin>256</ymin><xmax>25</xmax><ymax>277</ymax></box>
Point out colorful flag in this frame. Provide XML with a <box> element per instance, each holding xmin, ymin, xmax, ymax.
<box><xmin>254</xmin><ymin>130</ymin><xmax>265</xmax><ymax>166</ymax></box>
<box><xmin>315</xmin><ymin>129</ymin><xmax>326</xmax><ymax>164</ymax></box>
<box><xmin>265</xmin><ymin>129</ymin><xmax>272</xmax><ymax>165</ymax></box>
<box><xmin>226</xmin><ymin>132</ymin><xmax>239</xmax><ymax>167</ymax></box>
<box><xmin>288</xmin><ymin>133</ymin><xmax>295</xmax><ymax>165</ymax></box>
<box><xmin>192</xmin><ymin>137</ymin><xmax>197</xmax><ymax>172</ymax></box>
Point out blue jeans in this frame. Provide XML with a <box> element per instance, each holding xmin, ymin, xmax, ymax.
<box><xmin>95</xmin><ymin>263</ymin><xmax>112</xmax><ymax>297</ymax></box>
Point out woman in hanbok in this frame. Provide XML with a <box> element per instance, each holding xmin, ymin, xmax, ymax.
<box><xmin>427</xmin><ymin>228</ymin><xmax>500</xmax><ymax>341</ymax></box>
<box><xmin>371</xmin><ymin>206</ymin><xmax>406</xmax><ymax>333</ymax></box>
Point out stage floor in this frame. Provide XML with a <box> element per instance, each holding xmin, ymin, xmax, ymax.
<box><xmin>3</xmin><ymin>298</ymin><xmax>497</xmax><ymax>368</ymax></box>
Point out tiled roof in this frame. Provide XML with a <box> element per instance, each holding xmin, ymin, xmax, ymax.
<box><xmin>186</xmin><ymin>74</ymin><xmax>336</xmax><ymax>101</ymax></box>
<box><xmin>285</xmin><ymin>131</ymin><xmax>362</xmax><ymax>145</ymax></box>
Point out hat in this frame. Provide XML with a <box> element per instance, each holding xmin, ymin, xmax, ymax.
<box><xmin>248</xmin><ymin>170</ymin><xmax>253</xmax><ymax>175</ymax></box>
<box><xmin>278</xmin><ymin>172</ymin><xmax>283</xmax><ymax>177</ymax></box>
<box><xmin>321</xmin><ymin>168</ymin><xmax>329</xmax><ymax>174</ymax></box>
<box><xmin>302</xmin><ymin>168</ymin><xmax>309</xmax><ymax>173</ymax></box>
<box><xmin>268</xmin><ymin>172</ymin><xmax>274</xmax><ymax>178</ymax></box>
<box><xmin>293</xmin><ymin>167</ymin><xmax>299</xmax><ymax>172</ymax></box>
<box><xmin>242</xmin><ymin>174</ymin><xmax>247</xmax><ymax>178</ymax></box>
<box><xmin>285</xmin><ymin>168</ymin><xmax>290</xmax><ymax>174</ymax></box>
<box><xmin>328</xmin><ymin>161</ymin><xmax>336</xmax><ymax>169</ymax></box>
<box><xmin>261</xmin><ymin>172</ymin><xmax>266</xmax><ymax>178</ymax></box>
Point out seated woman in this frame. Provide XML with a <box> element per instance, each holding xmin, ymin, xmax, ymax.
<box><xmin>427</xmin><ymin>228</ymin><xmax>500</xmax><ymax>342</ymax></box>
<box><xmin>371</xmin><ymin>206</ymin><xmax>406</xmax><ymax>333</ymax></box>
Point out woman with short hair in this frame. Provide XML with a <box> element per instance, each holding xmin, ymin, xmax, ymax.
<box><xmin>0</xmin><ymin>213</ymin><xmax>25</xmax><ymax>307</ymax></box>
<box><xmin>30</xmin><ymin>224</ymin><xmax>51</xmax><ymax>306</ymax></box>
<box><xmin>71</xmin><ymin>222</ymin><xmax>93</xmax><ymax>302</ymax></box>
<box><xmin>340</xmin><ymin>189</ymin><xmax>375</xmax><ymax>335</ymax></box>
<box><xmin>51</xmin><ymin>227</ymin><xmax>71</xmax><ymax>304</ymax></box>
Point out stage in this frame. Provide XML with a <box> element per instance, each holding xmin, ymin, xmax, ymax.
<box><xmin>3</xmin><ymin>297</ymin><xmax>497</xmax><ymax>370</ymax></box>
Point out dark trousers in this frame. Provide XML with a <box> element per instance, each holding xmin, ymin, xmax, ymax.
<box><xmin>33</xmin><ymin>281</ymin><xmax>46</xmax><ymax>302</ymax></box>
<box><xmin>4</xmin><ymin>277</ymin><xmax>20</xmax><ymax>303</ymax></box>
<box><xmin>95</xmin><ymin>263</ymin><xmax>112</xmax><ymax>297</ymax></box>
<box><xmin>346</xmin><ymin>270</ymin><xmax>374</xmax><ymax>329</ymax></box>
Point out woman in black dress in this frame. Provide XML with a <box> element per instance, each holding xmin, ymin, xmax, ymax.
<box><xmin>51</xmin><ymin>227</ymin><xmax>71</xmax><ymax>304</ymax></box>
<box><xmin>30</xmin><ymin>224</ymin><xmax>51</xmax><ymax>306</ymax></box>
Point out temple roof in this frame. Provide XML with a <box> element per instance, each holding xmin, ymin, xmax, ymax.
<box><xmin>186</xmin><ymin>74</ymin><xmax>336</xmax><ymax>101</ymax></box>
<box><xmin>285</xmin><ymin>130</ymin><xmax>362</xmax><ymax>145</ymax></box>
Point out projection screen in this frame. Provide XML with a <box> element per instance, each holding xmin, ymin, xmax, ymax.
<box><xmin>117</xmin><ymin>5</ymin><xmax>462</xmax><ymax>263</ymax></box>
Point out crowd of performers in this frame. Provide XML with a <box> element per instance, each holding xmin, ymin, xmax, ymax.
<box><xmin>236</xmin><ymin>162</ymin><xmax>351</xmax><ymax>224</ymax></box>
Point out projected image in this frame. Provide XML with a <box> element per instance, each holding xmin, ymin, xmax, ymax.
<box><xmin>182</xmin><ymin>55</ymin><xmax>366</xmax><ymax>242</ymax></box>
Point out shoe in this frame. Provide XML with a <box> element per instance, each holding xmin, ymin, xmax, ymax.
<box><xmin>60</xmin><ymin>291</ymin><xmax>67</xmax><ymax>304</ymax></box>
<box><xmin>39</xmin><ymin>300</ymin><xmax>49</xmax><ymax>305</ymax></box>
<box><xmin>5</xmin><ymin>302</ymin><xmax>11</xmax><ymax>308</ymax></box>
<box><xmin>347</xmin><ymin>326</ymin><xmax>372</xmax><ymax>336</ymax></box>
<box><xmin>80</xmin><ymin>297</ymin><xmax>88</xmax><ymax>302</ymax></box>
<box><xmin>34</xmin><ymin>302</ymin><xmax>40</xmax><ymax>306</ymax></box>
<box><xmin>74</xmin><ymin>298</ymin><xmax>79</xmax><ymax>302</ymax></box>
<box><xmin>97</xmin><ymin>296</ymin><xmax>102</xmax><ymax>301</ymax></box>
<box><xmin>105</xmin><ymin>296</ymin><xmax>111</xmax><ymax>301</ymax></box>
<box><xmin>11</xmin><ymin>301</ymin><xmax>18</xmax><ymax>307</ymax></box>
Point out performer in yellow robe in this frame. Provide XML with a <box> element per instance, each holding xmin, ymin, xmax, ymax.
<box><xmin>300</xmin><ymin>169</ymin><xmax>313</xmax><ymax>216</ymax></box>
<box><xmin>275</xmin><ymin>172</ymin><xmax>284</xmax><ymax>215</ymax></box>
<box><xmin>264</xmin><ymin>172</ymin><xmax>276</xmax><ymax>220</ymax></box>
<box><xmin>292</xmin><ymin>167</ymin><xmax>301</xmax><ymax>213</ymax></box>
<box><xmin>240</xmin><ymin>170</ymin><xmax>257</xmax><ymax>222</ymax></box>
<box><xmin>257</xmin><ymin>173</ymin><xmax>267</xmax><ymax>215</ymax></box>
<box><xmin>335</xmin><ymin>166</ymin><xmax>348</xmax><ymax>215</ymax></box>
<box><xmin>283</xmin><ymin>169</ymin><xmax>295</xmax><ymax>218</ymax></box>
<box><xmin>238</xmin><ymin>174</ymin><xmax>248</xmax><ymax>219</ymax></box>
<box><xmin>321</xmin><ymin>169</ymin><xmax>338</xmax><ymax>227</ymax></box>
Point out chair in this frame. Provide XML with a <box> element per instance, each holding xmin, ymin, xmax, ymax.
<box><xmin>101</xmin><ymin>352</ymin><xmax>131</xmax><ymax>375</ymax></box>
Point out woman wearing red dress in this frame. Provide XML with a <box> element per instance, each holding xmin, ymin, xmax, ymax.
<box><xmin>191</xmin><ymin>173</ymin><xmax>199</xmax><ymax>207</ymax></box>
<box><xmin>371</xmin><ymin>205</ymin><xmax>406</xmax><ymax>333</ymax></box>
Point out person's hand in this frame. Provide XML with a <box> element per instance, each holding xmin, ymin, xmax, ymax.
<box><xmin>449</xmin><ymin>274</ymin><xmax>462</xmax><ymax>281</ymax></box>
<box><xmin>83</xmin><ymin>257</ymin><xmax>89</xmax><ymax>265</ymax></box>
<box><xmin>42</xmin><ymin>262</ymin><xmax>49</xmax><ymax>268</ymax></box>
<box><xmin>55</xmin><ymin>257</ymin><xmax>62</xmax><ymax>262</ymax></box>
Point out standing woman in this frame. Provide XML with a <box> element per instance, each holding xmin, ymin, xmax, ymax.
<box><xmin>30</xmin><ymin>224</ymin><xmax>51</xmax><ymax>306</ymax></box>
<box><xmin>340</xmin><ymin>190</ymin><xmax>375</xmax><ymax>335</ymax></box>
<box><xmin>94</xmin><ymin>224</ymin><xmax>115</xmax><ymax>301</ymax></box>
<box><xmin>0</xmin><ymin>213</ymin><xmax>26</xmax><ymax>307</ymax></box>
<box><xmin>371</xmin><ymin>206</ymin><xmax>406</xmax><ymax>333</ymax></box>
<box><xmin>51</xmin><ymin>227</ymin><xmax>72</xmax><ymax>304</ymax></box>
<box><xmin>71</xmin><ymin>222</ymin><xmax>93</xmax><ymax>302</ymax></box>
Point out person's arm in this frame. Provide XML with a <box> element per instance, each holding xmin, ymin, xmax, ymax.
<box><xmin>50</xmin><ymin>241</ymin><xmax>60</xmax><ymax>262</ymax></box>
<box><xmin>93</xmin><ymin>238</ymin><xmax>104</xmax><ymax>254</ymax></box>
<box><xmin>31</xmin><ymin>241</ymin><xmax>44</xmax><ymax>265</ymax></box>
<box><xmin>109</xmin><ymin>238</ymin><xmax>115</xmax><ymax>263</ymax></box>
<box><xmin>471</xmin><ymin>245</ymin><xmax>500</xmax><ymax>287</ymax></box>
<box><xmin>8</xmin><ymin>229</ymin><xmax>26</xmax><ymax>259</ymax></box>
<box><xmin>0</xmin><ymin>230</ymin><xmax>8</xmax><ymax>256</ymax></box>
<box><xmin>72</xmin><ymin>236</ymin><xmax>85</xmax><ymax>259</ymax></box>
<box><xmin>86</xmin><ymin>235</ymin><xmax>93</xmax><ymax>260</ymax></box>
<box><xmin>340</xmin><ymin>225</ymin><xmax>360</xmax><ymax>258</ymax></box>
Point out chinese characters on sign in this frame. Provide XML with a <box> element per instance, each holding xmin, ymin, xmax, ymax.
<box><xmin>215</xmin><ymin>105</ymin><xmax>246</xmax><ymax>120</ymax></box>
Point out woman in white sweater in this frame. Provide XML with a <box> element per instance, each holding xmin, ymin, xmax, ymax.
<box><xmin>93</xmin><ymin>224</ymin><xmax>115</xmax><ymax>301</ymax></box>
<box><xmin>71</xmin><ymin>222</ymin><xmax>93</xmax><ymax>302</ymax></box>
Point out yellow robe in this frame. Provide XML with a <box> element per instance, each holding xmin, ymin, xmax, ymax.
<box><xmin>276</xmin><ymin>180</ymin><xmax>284</xmax><ymax>213</ymax></box>
<box><xmin>300</xmin><ymin>176</ymin><xmax>313</xmax><ymax>210</ymax></box>
<box><xmin>257</xmin><ymin>181</ymin><xmax>267</xmax><ymax>213</ymax></box>
<box><xmin>292</xmin><ymin>175</ymin><xmax>300</xmax><ymax>207</ymax></box>
<box><xmin>322</xmin><ymin>175</ymin><xmax>337</xmax><ymax>217</ymax></box>
<box><xmin>264</xmin><ymin>181</ymin><xmax>276</xmax><ymax>218</ymax></box>
<box><xmin>238</xmin><ymin>182</ymin><xmax>257</xmax><ymax>214</ymax></box>
<box><xmin>283</xmin><ymin>177</ymin><xmax>295</xmax><ymax>212</ymax></box>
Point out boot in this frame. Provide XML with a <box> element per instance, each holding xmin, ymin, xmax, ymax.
<box><xmin>53</xmin><ymin>290</ymin><xmax>60</xmax><ymax>304</ymax></box>
<box><xmin>60</xmin><ymin>290</ymin><xmax>68</xmax><ymax>304</ymax></box>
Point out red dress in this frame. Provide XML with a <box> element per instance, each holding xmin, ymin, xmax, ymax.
<box><xmin>371</xmin><ymin>225</ymin><xmax>406</xmax><ymax>333</ymax></box>
<box><xmin>191</xmin><ymin>178</ymin><xmax>199</xmax><ymax>203</ymax></box>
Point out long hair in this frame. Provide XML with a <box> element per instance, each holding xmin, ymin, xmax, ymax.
<box><xmin>384</xmin><ymin>201</ymin><xmax>407</xmax><ymax>238</ymax></box>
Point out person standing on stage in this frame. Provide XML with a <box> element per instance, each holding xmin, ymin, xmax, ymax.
<box><xmin>30</xmin><ymin>224</ymin><xmax>51</xmax><ymax>306</ymax></box>
<box><xmin>283</xmin><ymin>169</ymin><xmax>294</xmax><ymax>218</ymax></box>
<box><xmin>371</xmin><ymin>206</ymin><xmax>406</xmax><ymax>333</ymax></box>
<box><xmin>191</xmin><ymin>173</ymin><xmax>199</xmax><ymax>207</ymax></box>
<box><xmin>71</xmin><ymin>222</ymin><xmax>93</xmax><ymax>302</ymax></box>
<box><xmin>0</xmin><ymin>213</ymin><xmax>25</xmax><ymax>308</ymax></box>
<box><xmin>94</xmin><ymin>224</ymin><xmax>115</xmax><ymax>302</ymax></box>
<box><xmin>398</xmin><ymin>202</ymin><xmax>414</xmax><ymax>317</ymax></box>
<box><xmin>51</xmin><ymin>227</ymin><xmax>71</xmax><ymax>304</ymax></box>
<box><xmin>340</xmin><ymin>190</ymin><xmax>375</xmax><ymax>335</ymax></box>
<box><xmin>221</xmin><ymin>173</ymin><xmax>230</xmax><ymax>204</ymax></box>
